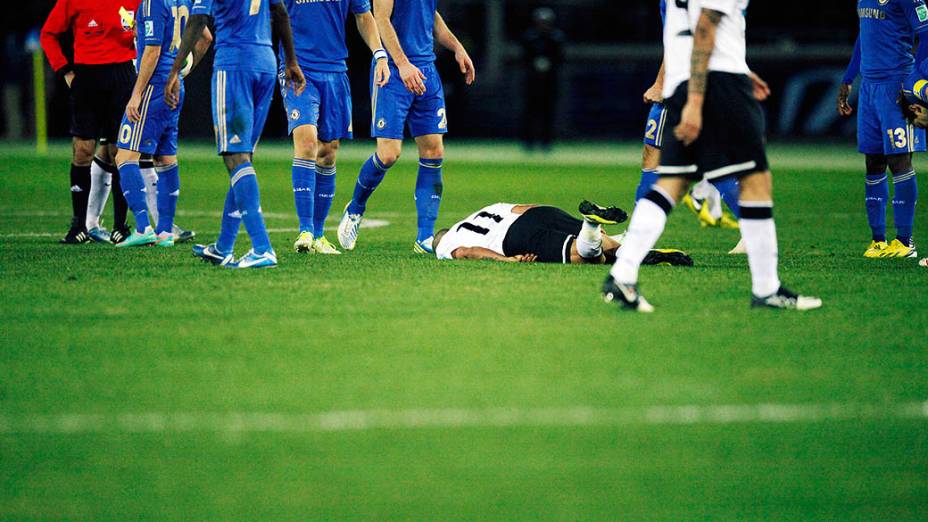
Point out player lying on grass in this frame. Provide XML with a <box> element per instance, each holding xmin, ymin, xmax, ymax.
<box><xmin>433</xmin><ymin>201</ymin><xmax>693</xmax><ymax>266</ymax></box>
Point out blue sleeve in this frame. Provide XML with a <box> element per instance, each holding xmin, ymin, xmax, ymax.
<box><xmin>843</xmin><ymin>37</ymin><xmax>861</xmax><ymax>85</ymax></box>
<box><xmin>351</xmin><ymin>0</ymin><xmax>371</xmax><ymax>14</ymax></box>
<box><xmin>141</xmin><ymin>0</ymin><xmax>166</xmax><ymax>46</ymax></box>
<box><xmin>903</xmin><ymin>0</ymin><xmax>928</xmax><ymax>34</ymax></box>
<box><xmin>191</xmin><ymin>0</ymin><xmax>212</xmax><ymax>15</ymax></box>
<box><xmin>660</xmin><ymin>0</ymin><xmax>666</xmax><ymax>27</ymax></box>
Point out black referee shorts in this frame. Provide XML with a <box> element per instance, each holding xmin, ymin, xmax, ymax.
<box><xmin>502</xmin><ymin>206</ymin><xmax>582</xmax><ymax>263</ymax></box>
<box><xmin>68</xmin><ymin>62</ymin><xmax>136</xmax><ymax>143</ymax></box>
<box><xmin>658</xmin><ymin>72</ymin><xmax>769</xmax><ymax>181</ymax></box>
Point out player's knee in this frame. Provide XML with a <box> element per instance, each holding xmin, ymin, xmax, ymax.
<box><xmin>222</xmin><ymin>153</ymin><xmax>251</xmax><ymax>172</ymax></box>
<box><xmin>376</xmin><ymin>144</ymin><xmax>402</xmax><ymax>166</ymax></box>
<box><xmin>114</xmin><ymin>148</ymin><xmax>139</xmax><ymax>166</ymax></box>
<box><xmin>293</xmin><ymin>132</ymin><xmax>319</xmax><ymax>159</ymax></box>
<box><xmin>318</xmin><ymin>141</ymin><xmax>339</xmax><ymax>166</ymax></box>
<box><xmin>886</xmin><ymin>154</ymin><xmax>913</xmax><ymax>174</ymax></box>
<box><xmin>154</xmin><ymin>155</ymin><xmax>177</xmax><ymax>167</ymax></box>
<box><xmin>865</xmin><ymin>154</ymin><xmax>888</xmax><ymax>174</ymax></box>
<box><xmin>72</xmin><ymin>139</ymin><xmax>95</xmax><ymax>166</ymax></box>
<box><xmin>418</xmin><ymin>143</ymin><xmax>444</xmax><ymax>160</ymax></box>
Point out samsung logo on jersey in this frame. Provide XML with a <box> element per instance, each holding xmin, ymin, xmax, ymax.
<box><xmin>858</xmin><ymin>7</ymin><xmax>887</xmax><ymax>20</ymax></box>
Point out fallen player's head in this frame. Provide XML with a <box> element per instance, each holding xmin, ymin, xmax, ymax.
<box><xmin>433</xmin><ymin>228</ymin><xmax>450</xmax><ymax>256</ymax></box>
<box><xmin>900</xmin><ymin>74</ymin><xmax>928</xmax><ymax>128</ymax></box>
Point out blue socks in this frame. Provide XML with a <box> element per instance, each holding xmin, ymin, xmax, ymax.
<box><xmin>315</xmin><ymin>165</ymin><xmax>336</xmax><ymax>238</ymax></box>
<box><xmin>216</xmin><ymin>187</ymin><xmax>241</xmax><ymax>254</ymax></box>
<box><xmin>710</xmin><ymin>176</ymin><xmax>741</xmax><ymax>219</ymax></box>
<box><xmin>155</xmin><ymin>163</ymin><xmax>179</xmax><ymax>235</ymax></box>
<box><xmin>117</xmin><ymin>160</ymin><xmax>150</xmax><ymax>233</ymax></box>
<box><xmin>229</xmin><ymin>163</ymin><xmax>271</xmax><ymax>255</ymax></box>
<box><xmin>865</xmin><ymin>172</ymin><xmax>889</xmax><ymax>242</ymax></box>
<box><xmin>892</xmin><ymin>169</ymin><xmax>918</xmax><ymax>243</ymax></box>
<box><xmin>636</xmin><ymin>169</ymin><xmax>659</xmax><ymax>202</ymax></box>
<box><xmin>415</xmin><ymin>158</ymin><xmax>443</xmax><ymax>242</ymax></box>
<box><xmin>348</xmin><ymin>154</ymin><xmax>390</xmax><ymax>215</ymax></box>
<box><xmin>292</xmin><ymin>158</ymin><xmax>316</xmax><ymax>235</ymax></box>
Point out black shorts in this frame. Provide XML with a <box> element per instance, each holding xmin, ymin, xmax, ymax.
<box><xmin>502</xmin><ymin>206</ymin><xmax>582</xmax><ymax>263</ymax></box>
<box><xmin>68</xmin><ymin>62</ymin><xmax>136</xmax><ymax>143</ymax></box>
<box><xmin>658</xmin><ymin>72</ymin><xmax>769</xmax><ymax>181</ymax></box>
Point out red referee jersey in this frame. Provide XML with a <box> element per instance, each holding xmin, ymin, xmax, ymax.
<box><xmin>40</xmin><ymin>0</ymin><xmax>141</xmax><ymax>72</ymax></box>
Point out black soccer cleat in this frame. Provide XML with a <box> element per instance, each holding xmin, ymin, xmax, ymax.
<box><xmin>172</xmin><ymin>224</ymin><xmax>196</xmax><ymax>244</ymax></box>
<box><xmin>602</xmin><ymin>275</ymin><xmax>654</xmax><ymax>313</ymax></box>
<box><xmin>59</xmin><ymin>226</ymin><xmax>90</xmax><ymax>245</ymax></box>
<box><xmin>110</xmin><ymin>227</ymin><xmax>132</xmax><ymax>245</ymax></box>
<box><xmin>579</xmin><ymin>200</ymin><xmax>628</xmax><ymax>225</ymax></box>
<box><xmin>642</xmin><ymin>249</ymin><xmax>694</xmax><ymax>267</ymax></box>
<box><xmin>751</xmin><ymin>286</ymin><xmax>823</xmax><ymax>311</ymax></box>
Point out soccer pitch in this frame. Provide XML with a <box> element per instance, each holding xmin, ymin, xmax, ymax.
<box><xmin>1</xmin><ymin>141</ymin><xmax>926</xmax><ymax>519</ymax></box>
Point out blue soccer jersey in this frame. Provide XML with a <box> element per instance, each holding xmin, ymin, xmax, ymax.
<box><xmin>859</xmin><ymin>0</ymin><xmax>928</xmax><ymax>81</ymax></box>
<box><xmin>192</xmin><ymin>0</ymin><xmax>279</xmax><ymax>73</ymax></box>
<box><xmin>282</xmin><ymin>0</ymin><xmax>370</xmax><ymax>73</ymax></box>
<box><xmin>137</xmin><ymin>0</ymin><xmax>192</xmax><ymax>83</ymax></box>
<box><xmin>390</xmin><ymin>0</ymin><xmax>437</xmax><ymax>66</ymax></box>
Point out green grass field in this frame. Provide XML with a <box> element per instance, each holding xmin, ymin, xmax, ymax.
<box><xmin>1</xmin><ymin>141</ymin><xmax>926</xmax><ymax>520</ymax></box>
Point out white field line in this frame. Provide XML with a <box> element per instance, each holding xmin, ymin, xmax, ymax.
<box><xmin>1</xmin><ymin>401</ymin><xmax>925</xmax><ymax>435</ymax></box>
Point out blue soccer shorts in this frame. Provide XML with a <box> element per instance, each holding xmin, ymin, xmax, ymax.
<box><xmin>212</xmin><ymin>69</ymin><xmax>276</xmax><ymax>155</ymax></box>
<box><xmin>371</xmin><ymin>60</ymin><xmax>447</xmax><ymax>139</ymax></box>
<box><xmin>858</xmin><ymin>79</ymin><xmax>926</xmax><ymax>155</ymax></box>
<box><xmin>117</xmin><ymin>82</ymin><xmax>183</xmax><ymax>156</ymax></box>
<box><xmin>643</xmin><ymin>102</ymin><xmax>667</xmax><ymax>149</ymax></box>
<box><xmin>280</xmin><ymin>70</ymin><xmax>353</xmax><ymax>142</ymax></box>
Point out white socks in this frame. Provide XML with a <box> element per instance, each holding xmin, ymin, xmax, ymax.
<box><xmin>141</xmin><ymin>160</ymin><xmax>159</xmax><ymax>225</ymax></box>
<box><xmin>577</xmin><ymin>220</ymin><xmax>603</xmax><ymax>259</ymax></box>
<box><xmin>739</xmin><ymin>201</ymin><xmax>781</xmax><ymax>297</ymax></box>
<box><xmin>86</xmin><ymin>158</ymin><xmax>112</xmax><ymax>230</ymax></box>
<box><xmin>610</xmin><ymin>188</ymin><xmax>673</xmax><ymax>284</ymax></box>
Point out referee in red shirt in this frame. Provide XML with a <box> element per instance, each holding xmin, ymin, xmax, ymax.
<box><xmin>41</xmin><ymin>0</ymin><xmax>139</xmax><ymax>244</ymax></box>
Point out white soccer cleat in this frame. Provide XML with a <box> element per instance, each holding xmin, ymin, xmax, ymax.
<box><xmin>728</xmin><ymin>237</ymin><xmax>746</xmax><ymax>255</ymax></box>
<box><xmin>294</xmin><ymin>231</ymin><xmax>314</xmax><ymax>253</ymax></box>
<box><xmin>312</xmin><ymin>236</ymin><xmax>342</xmax><ymax>255</ymax></box>
<box><xmin>337</xmin><ymin>204</ymin><xmax>363</xmax><ymax>251</ymax></box>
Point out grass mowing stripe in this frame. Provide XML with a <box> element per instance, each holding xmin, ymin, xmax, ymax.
<box><xmin>3</xmin><ymin>401</ymin><xmax>926</xmax><ymax>434</ymax></box>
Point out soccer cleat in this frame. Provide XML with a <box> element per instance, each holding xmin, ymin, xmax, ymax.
<box><xmin>229</xmin><ymin>249</ymin><xmax>278</xmax><ymax>269</ymax></box>
<box><xmin>110</xmin><ymin>227</ymin><xmax>132</xmax><ymax>245</ymax></box>
<box><xmin>114</xmin><ymin>230</ymin><xmax>157</xmax><ymax>248</ymax></box>
<box><xmin>642</xmin><ymin>249</ymin><xmax>694</xmax><ymax>267</ymax></box>
<box><xmin>719</xmin><ymin>210</ymin><xmax>739</xmax><ymax>230</ymax></box>
<box><xmin>682</xmin><ymin>193</ymin><xmax>702</xmax><ymax>216</ymax></box>
<box><xmin>156</xmin><ymin>232</ymin><xmax>175</xmax><ymax>248</ymax></box>
<box><xmin>313</xmin><ymin>236</ymin><xmax>342</xmax><ymax>255</ymax></box>
<box><xmin>602</xmin><ymin>275</ymin><xmax>654</xmax><ymax>313</ymax></box>
<box><xmin>879</xmin><ymin>238</ymin><xmax>917</xmax><ymax>258</ymax></box>
<box><xmin>728</xmin><ymin>238</ymin><xmax>747</xmax><ymax>255</ymax></box>
<box><xmin>59</xmin><ymin>226</ymin><xmax>90</xmax><ymax>244</ymax></box>
<box><xmin>192</xmin><ymin>243</ymin><xmax>235</xmax><ymax>266</ymax></box>
<box><xmin>87</xmin><ymin>227</ymin><xmax>112</xmax><ymax>243</ymax></box>
<box><xmin>863</xmin><ymin>240</ymin><xmax>889</xmax><ymax>258</ymax></box>
<box><xmin>751</xmin><ymin>286</ymin><xmax>822</xmax><ymax>311</ymax></box>
<box><xmin>579</xmin><ymin>200</ymin><xmax>628</xmax><ymax>225</ymax></box>
<box><xmin>698</xmin><ymin>203</ymin><xmax>719</xmax><ymax>227</ymax></box>
<box><xmin>172</xmin><ymin>225</ymin><xmax>196</xmax><ymax>244</ymax></box>
<box><xmin>294</xmin><ymin>231</ymin><xmax>315</xmax><ymax>253</ymax></box>
<box><xmin>337</xmin><ymin>204</ymin><xmax>363</xmax><ymax>250</ymax></box>
<box><xmin>414</xmin><ymin>237</ymin><xmax>435</xmax><ymax>254</ymax></box>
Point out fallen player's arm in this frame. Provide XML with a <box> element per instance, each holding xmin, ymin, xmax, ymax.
<box><xmin>452</xmin><ymin>247</ymin><xmax>536</xmax><ymax>263</ymax></box>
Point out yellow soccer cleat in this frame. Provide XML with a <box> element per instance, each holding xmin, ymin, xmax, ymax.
<box><xmin>863</xmin><ymin>240</ymin><xmax>889</xmax><ymax>258</ymax></box>
<box><xmin>682</xmin><ymin>193</ymin><xmax>701</xmax><ymax>217</ymax></box>
<box><xmin>312</xmin><ymin>236</ymin><xmax>342</xmax><ymax>255</ymax></box>
<box><xmin>879</xmin><ymin>239</ymin><xmax>917</xmax><ymax>258</ymax></box>
<box><xmin>719</xmin><ymin>210</ymin><xmax>739</xmax><ymax>230</ymax></box>
<box><xmin>698</xmin><ymin>202</ymin><xmax>719</xmax><ymax>227</ymax></box>
<box><xmin>294</xmin><ymin>231</ymin><xmax>315</xmax><ymax>253</ymax></box>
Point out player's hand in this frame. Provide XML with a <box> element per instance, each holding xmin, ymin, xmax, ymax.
<box><xmin>165</xmin><ymin>72</ymin><xmax>181</xmax><ymax>109</ymax></box>
<box><xmin>910</xmin><ymin>104</ymin><xmax>928</xmax><ymax>128</ymax></box>
<box><xmin>399</xmin><ymin>62</ymin><xmax>427</xmax><ymax>95</ymax></box>
<box><xmin>674</xmin><ymin>98</ymin><xmax>703</xmax><ymax>146</ymax></box>
<box><xmin>64</xmin><ymin>71</ymin><xmax>76</xmax><ymax>89</ymax></box>
<box><xmin>373</xmin><ymin>58</ymin><xmax>390</xmax><ymax>87</ymax></box>
<box><xmin>455</xmin><ymin>48</ymin><xmax>476</xmax><ymax>86</ymax></box>
<box><xmin>125</xmin><ymin>92</ymin><xmax>143</xmax><ymax>123</ymax></box>
<box><xmin>749</xmin><ymin>71</ymin><xmax>771</xmax><ymax>101</ymax></box>
<box><xmin>837</xmin><ymin>83</ymin><xmax>854</xmax><ymax>117</ymax></box>
<box><xmin>643</xmin><ymin>83</ymin><xmax>663</xmax><ymax>104</ymax></box>
<box><xmin>285</xmin><ymin>61</ymin><xmax>307</xmax><ymax>97</ymax></box>
<box><xmin>508</xmin><ymin>254</ymin><xmax>537</xmax><ymax>263</ymax></box>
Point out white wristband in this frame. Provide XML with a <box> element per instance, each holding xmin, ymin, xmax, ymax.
<box><xmin>374</xmin><ymin>49</ymin><xmax>388</xmax><ymax>61</ymax></box>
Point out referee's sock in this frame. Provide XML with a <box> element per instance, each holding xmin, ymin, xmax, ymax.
<box><xmin>69</xmin><ymin>164</ymin><xmax>91</xmax><ymax>230</ymax></box>
<box><xmin>116</xmin><ymin>160</ymin><xmax>151</xmax><ymax>233</ymax></box>
<box><xmin>610</xmin><ymin>187</ymin><xmax>674</xmax><ymax>285</ymax></box>
<box><xmin>86</xmin><ymin>157</ymin><xmax>112</xmax><ymax>230</ymax></box>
